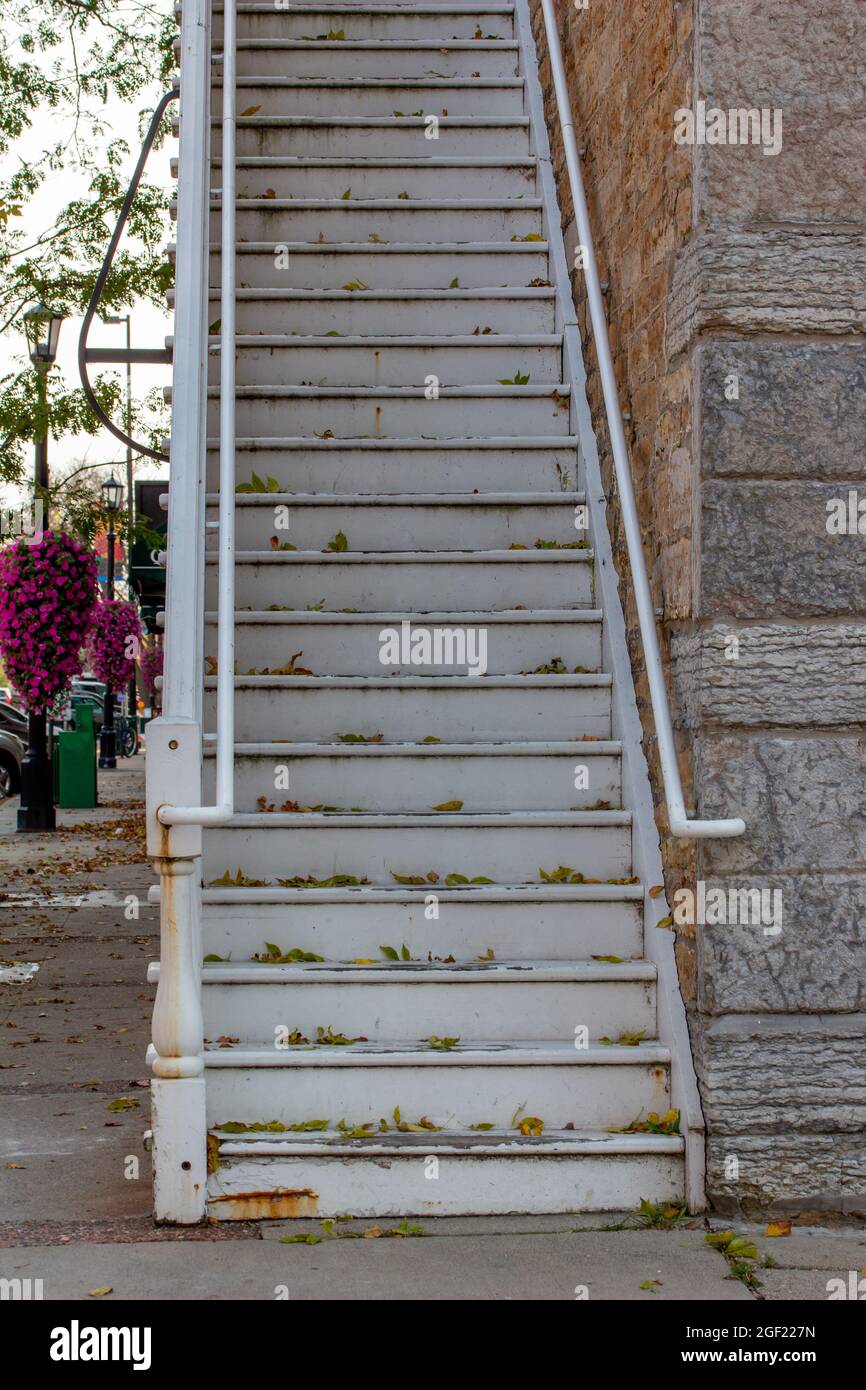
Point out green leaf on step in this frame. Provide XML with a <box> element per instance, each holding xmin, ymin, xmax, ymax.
<box><xmin>324</xmin><ymin>329</ymin><xmax>342</xmax><ymax>336</ymax></box>
<box><xmin>599</xmin><ymin>1029</ymin><xmax>647</xmax><ymax>1046</ymax></box>
<box><xmin>106</xmin><ymin>1097</ymin><xmax>139</xmax><ymax>1112</ymax></box>
<box><xmin>280</xmin><ymin>1233</ymin><xmax>321</xmax><ymax>1245</ymax></box>
<box><xmin>397</xmin><ymin>192</ymin><xmax>410</xmax><ymax>199</ymax></box>
<box><xmin>203</xmin><ymin>953</ymin><xmax>229</xmax><ymax>962</ymax></box>
<box><xmin>517</xmin><ymin>1115</ymin><xmax>544</xmax><ymax>1136</ymax></box>
<box><xmin>340</xmin><ymin>187</ymin><xmax>351</xmax><ymax>200</ymax></box>
<box><xmin>449</xmin><ymin>276</ymin><xmax>459</xmax><ymax>288</ymax></box>
<box><xmin>592</xmin><ymin>954</ymin><xmax>626</xmax><ymax>964</ymax></box>
<box><xmin>444</xmin><ymin>872</ymin><xmax>468</xmax><ymax>885</ymax></box>
<box><xmin>510</xmin><ymin>232</ymin><xmax>544</xmax><ymax>241</ymax></box>
<box><xmin>209</xmin><ymin>867</ymin><xmax>267</xmax><ymax>887</ymax></box>
<box><xmin>477</xmin><ymin>947</ymin><xmax>496</xmax><ymax>961</ymax></box>
<box><xmin>239</xmin><ymin>104</ymin><xmax>262</xmax><ymax>118</ymax></box>
<box><xmin>368</xmin><ymin>233</ymin><xmax>385</xmax><ymax>243</ymax></box>
<box><xmin>316</xmin><ymin>1025</ymin><xmax>366</xmax><ymax>1046</ymax></box>
<box><xmin>639</xmin><ymin>1279</ymin><xmax>662</xmax><ymax>1293</ymax></box>
<box><xmin>288</xmin><ymin>1119</ymin><xmax>330</xmax><ymax>1132</ymax></box>
<box><xmin>380</xmin><ymin>944</ymin><xmax>399</xmax><ymax>960</ymax></box>
<box><xmin>498</xmin><ymin>370</ymin><xmax>531</xmax><ymax>385</ymax></box>
<box><xmin>324</xmin><ymin>530</ymin><xmax>349</xmax><ymax>551</ymax></box>
<box><xmin>391</xmin><ymin>873</ymin><xmax>426</xmax><ymax>885</ymax></box>
<box><xmin>655</xmin><ymin>915</ymin><xmax>674</xmax><ymax>930</ymax></box>
<box><xmin>208</xmin><ymin>319</ymin><xmax>221</xmax><ymax>334</ymax></box>
<box><xmin>423</xmin><ymin>1035</ymin><xmax>460</xmax><ymax>1051</ymax></box>
<box><xmin>422</xmin><ymin>735</ymin><xmax>441</xmax><ymax>744</ymax></box>
<box><xmin>306</xmin><ymin>599</ymin><xmax>326</xmax><ymax>611</ymax></box>
<box><xmin>469</xmin><ymin>1122</ymin><xmax>496</xmax><ymax>1131</ymax></box>
<box><xmin>432</xmin><ymin>800</ymin><xmax>463</xmax><ymax>812</ymax></box>
<box><xmin>342</xmin><ymin>279</ymin><xmax>369</xmax><ymax>292</ymax></box>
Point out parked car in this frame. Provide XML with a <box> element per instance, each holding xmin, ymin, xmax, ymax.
<box><xmin>0</xmin><ymin>729</ymin><xmax>23</xmax><ymax>797</ymax></box>
<box><xmin>0</xmin><ymin>701</ymin><xmax>27</xmax><ymax>738</ymax></box>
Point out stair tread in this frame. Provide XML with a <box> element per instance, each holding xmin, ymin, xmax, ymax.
<box><xmin>217</xmin><ymin>159</ymin><xmax>539</xmax><ymax>168</ymax></box>
<box><xmin>201</xmin><ymin>736</ymin><xmax>618</xmax><ymax>750</ymax></box>
<box><xmin>204</xmin><ymin>603</ymin><xmax>594</xmax><ymax>614</ymax></box>
<box><xmin>207</xmin><ymin>3</ymin><xmax>517</xmax><ymax>10</ymax></box>
<box><xmin>214</xmin><ymin>1129</ymin><xmax>683</xmax><ymax>1155</ymax></box>
<box><xmin>205</xmin><ymin>435</ymin><xmax>580</xmax><ymax>448</ymax></box>
<box><xmin>205</xmin><ymin>1039</ymin><xmax>671</xmax><ymax>1065</ymax></box>
<box><xmin>211</xmin><ymin>550</ymin><xmax>592</xmax><ymax>562</ymax></box>
<box><xmin>201</xmin><ymin>285</ymin><xmax>551</xmax><ymax>295</ymax></box>
<box><xmin>206</xmin><ymin>492</ymin><xmax>581</xmax><ymax>505</ymax></box>
<box><xmin>155</xmin><ymin>880</ymin><xmax>644</xmax><ymax>904</ymax></box>
<box><xmin>206</xmin><ymin>807</ymin><xmax>629</xmax><ymax>826</ymax></box>
<box><xmin>199</xmin><ymin>959</ymin><xmax>655</xmax><ymax>982</ymax></box>
<box><xmin>219</xmin><ymin>77</ymin><xmax>524</xmax><ymax>87</ymax></box>
<box><xmin>207</xmin><ymin>242</ymin><xmax>547</xmax><ymax>250</ymax></box>
<box><xmin>227</xmin><ymin>39</ymin><xmax>519</xmax><ymax>49</ymax></box>
<box><xmin>203</xmin><ymin>386</ymin><xmax>567</xmax><ymax>400</ymax></box>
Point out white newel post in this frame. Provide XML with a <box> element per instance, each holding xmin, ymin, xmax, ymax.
<box><xmin>147</xmin><ymin>720</ymin><xmax>207</xmax><ymax>1223</ymax></box>
<box><xmin>145</xmin><ymin>0</ymin><xmax>212</xmax><ymax>1223</ymax></box>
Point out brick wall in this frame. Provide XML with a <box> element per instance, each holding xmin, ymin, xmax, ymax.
<box><xmin>532</xmin><ymin>0</ymin><xmax>866</xmax><ymax>1213</ymax></box>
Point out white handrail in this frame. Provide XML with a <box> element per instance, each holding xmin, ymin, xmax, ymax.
<box><xmin>160</xmin><ymin>0</ymin><xmax>236</xmax><ymax>828</ymax></box>
<box><xmin>538</xmin><ymin>0</ymin><xmax>744</xmax><ymax>839</ymax></box>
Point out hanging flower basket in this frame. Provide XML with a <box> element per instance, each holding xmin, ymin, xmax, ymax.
<box><xmin>89</xmin><ymin>599</ymin><xmax>142</xmax><ymax>691</ymax></box>
<box><xmin>0</xmin><ymin>530</ymin><xmax>98</xmax><ymax>713</ymax></box>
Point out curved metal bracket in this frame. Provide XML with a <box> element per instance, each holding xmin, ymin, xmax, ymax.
<box><xmin>78</xmin><ymin>87</ymin><xmax>179</xmax><ymax>463</ymax></box>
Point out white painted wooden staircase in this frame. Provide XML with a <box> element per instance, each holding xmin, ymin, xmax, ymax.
<box><xmin>148</xmin><ymin>0</ymin><xmax>712</xmax><ymax>1223</ymax></box>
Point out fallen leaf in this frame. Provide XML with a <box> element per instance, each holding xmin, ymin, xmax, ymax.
<box><xmin>88</xmin><ymin>1286</ymin><xmax>113</xmax><ymax>1297</ymax></box>
<box><xmin>765</xmin><ymin>1220</ymin><xmax>792</xmax><ymax>1238</ymax></box>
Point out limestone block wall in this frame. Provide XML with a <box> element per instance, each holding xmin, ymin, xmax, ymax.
<box><xmin>532</xmin><ymin>0</ymin><xmax>866</xmax><ymax>1212</ymax></box>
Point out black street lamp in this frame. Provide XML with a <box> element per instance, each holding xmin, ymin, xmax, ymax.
<box><xmin>17</xmin><ymin>304</ymin><xmax>64</xmax><ymax>834</ymax></box>
<box><xmin>98</xmin><ymin>474</ymin><xmax>123</xmax><ymax>770</ymax></box>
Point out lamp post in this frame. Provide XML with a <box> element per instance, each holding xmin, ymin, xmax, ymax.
<box><xmin>105</xmin><ymin>314</ymin><xmax>138</xmax><ymax>727</ymax></box>
<box><xmin>98</xmin><ymin>474</ymin><xmax>123</xmax><ymax>770</ymax></box>
<box><xmin>17</xmin><ymin>304</ymin><xmax>64</xmax><ymax>834</ymax></box>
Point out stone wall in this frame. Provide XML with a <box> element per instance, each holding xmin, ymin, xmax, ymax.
<box><xmin>532</xmin><ymin>0</ymin><xmax>866</xmax><ymax>1213</ymax></box>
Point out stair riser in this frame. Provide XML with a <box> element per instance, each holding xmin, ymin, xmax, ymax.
<box><xmin>207</xmin><ymin>1150</ymin><xmax>683</xmax><ymax>1219</ymax></box>
<box><xmin>223</xmin><ymin>164</ymin><xmax>538</xmax><ymax>199</ymax></box>
<box><xmin>229</xmin><ymin>123</ymin><xmax>531</xmax><ymax>158</ymax></box>
<box><xmin>203</xmin><ymin>617</ymin><xmax>601</xmax><ymax>675</ymax></box>
<box><xmin>203</xmin><ymin>978</ymin><xmax>656</xmax><ymax>1043</ymax></box>
<box><xmin>210</xmin><ymin>11</ymin><xmax>517</xmax><ymax>43</ymax></box>
<box><xmin>213</xmin><ymin>82</ymin><xmax>525</xmax><ymax>118</ymax></box>
<box><xmin>201</xmin><ymin>898</ymin><xmax>644</xmax><ymax>962</ymax></box>
<box><xmin>203</xmin><ymin>394</ymin><xmax>571</xmax><ymax>438</ymax></box>
<box><xmin>205</xmin><ymin>1060</ymin><xmax>671</xmax><ymax>1130</ymax></box>
<box><xmin>202</xmin><ymin>820</ymin><xmax>630</xmax><ymax>882</ymax></box>
<box><xmin>210</xmin><ymin>203</ymin><xmax>542</xmax><ymax>243</ymax></box>
<box><xmin>204</xmin><ymin>290</ymin><xmax>554</xmax><ymax>334</ymax></box>
<box><xmin>209</xmin><ymin>502</ymin><xmax>581</xmax><ymax>551</ymax></box>
<box><xmin>214</xmin><ymin>248</ymin><xmax>548</xmax><ymax>290</ymax></box>
<box><xmin>212</xmin><ymin>446</ymin><xmax>578</xmax><ymax>493</ymax></box>
<box><xmin>202</xmin><ymin>748</ymin><xmax>619</xmax><ymax>809</ymax></box>
<box><xmin>229</xmin><ymin>45</ymin><xmax>520</xmax><ymax>80</ymax></box>
<box><xmin>207</xmin><ymin>557</ymin><xmax>593</xmax><ymax>610</ymax></box>
<box><xmin>204</xmin><ymin>680</ymin><xmax>609</xmax><ymax>741</ymax></box>
<box><xmin>208</xmin><ymin>339</ymin><xmax>561</xmax><ymax>385</ymax></box>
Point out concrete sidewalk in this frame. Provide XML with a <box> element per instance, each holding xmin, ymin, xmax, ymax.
<box><xmin>1</xmin><ymin>759</ymin><xmax>863</xmax><ymax>1300</ymax></box>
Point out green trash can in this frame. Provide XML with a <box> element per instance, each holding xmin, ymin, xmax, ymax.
<box><xmin>55</xmin><ymin>703</ymin><xmax>98</xmax><ymax>809</ymax></box>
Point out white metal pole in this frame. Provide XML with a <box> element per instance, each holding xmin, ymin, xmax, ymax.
<box><xmin>215</xmin><ymin>0</ymin><xmax>237</xmax><ymax>817</ymax></box>
<box><xmin>539</xmin><ymin>0</ymin><xmax>744</xmax><ymax>839</ymax></box>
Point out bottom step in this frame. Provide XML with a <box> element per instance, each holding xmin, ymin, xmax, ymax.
<box><xmin>208</xmin><ymin>1130</ymin><xmax>684</xmax><ymax>1219</ymax></box>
